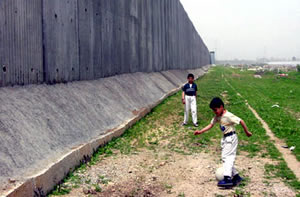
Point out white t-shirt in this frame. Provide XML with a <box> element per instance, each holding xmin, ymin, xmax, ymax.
<box><xmin>211</xmin><ymin>111</ymin><xmax>241</xmax><ymax>134</ymax></box>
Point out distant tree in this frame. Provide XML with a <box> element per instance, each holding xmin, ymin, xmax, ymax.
<box><xmin>297</xmin><ymin>64</ymin><xmax>300</xmax><ymax>72</ymax></box>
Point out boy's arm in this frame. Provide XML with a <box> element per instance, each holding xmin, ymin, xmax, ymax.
<box><xmin>194</xmin><ymin>123</ymin><xmax>214</xmax><ymax>135</ymax></box>
<box><xmin>182</xmin><ymin>91</ymin><xmax>185</xmax><ymax>104</ymax></box>
<box><xmin>240</xmin><ymin>120</ymin><xmax>252</xmax><ymax>137</ymax></box>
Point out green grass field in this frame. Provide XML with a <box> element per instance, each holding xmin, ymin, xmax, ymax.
<box><xmin>49</xmin><ymin>66</ymin><xmax>300</xmax><ymax>196</ymax></box>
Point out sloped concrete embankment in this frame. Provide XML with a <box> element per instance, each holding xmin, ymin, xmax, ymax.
<box><xmin>0</xmin><ymin>66</ymin><xmax>209</xmax><ymax>197</ymax></box>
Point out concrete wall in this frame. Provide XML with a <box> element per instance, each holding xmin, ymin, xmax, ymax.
<box><xmin>0</xmin><ymin>66</ymin><xmax>210</xmax><ymax>196</ymax></box>
<box><xmin>0</xmin><ymin>0</ymin><xmax>210</xmax><ymax>196</ymax></box>
<box><xmin>0</xmin><ymin>0</ymin><xmax>210</xmax><ymax>87</ymax></box>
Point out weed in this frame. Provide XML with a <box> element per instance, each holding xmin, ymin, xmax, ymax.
<box><xmin>94</xmin><ymin>184</ymin><xmax>102</xmax><ymax>192</ymax></box>
<box><xmin>164</xmin><ymin>184</ymin><xmax>173</xmax><ymax>189</ymax></box>
<box><xmin>233</xmin><ymin>188</ymin><xmax>250</xmax><ymax>196</ymax></box>
<box><xmin>178</xmin><ymin>192</ymin><xmax>185</xmax><ymax>197</ymax></box>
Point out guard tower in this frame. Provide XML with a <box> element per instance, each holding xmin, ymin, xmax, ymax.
<box><xmin>210</xmin><ymin>51</ymin><xmax>216</xmax><ymax>65</ymax></box>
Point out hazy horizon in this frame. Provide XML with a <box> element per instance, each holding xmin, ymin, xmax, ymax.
<box><xmin>180</xmin><ymin>0</ymin><xmax>300</xmax><ymax>61</ymax></box>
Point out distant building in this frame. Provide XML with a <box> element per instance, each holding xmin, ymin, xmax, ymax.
<box><xmin>210</xmin><ymin>51</ymin><xmax>216</xmax><ymax>65</ymax></box>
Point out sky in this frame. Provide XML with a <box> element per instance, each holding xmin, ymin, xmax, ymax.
<box><xmin>180</xmin><ymin>0</ymin><xmax>300</xmax><ymax>60</ymax></box>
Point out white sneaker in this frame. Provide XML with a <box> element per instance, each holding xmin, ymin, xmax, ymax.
<box><xmin>194</xmin><ymin>123</ymin><xmax>199</xmax><ymax>127</ymax></box>
<box><xmin>181</xmin><ymin>122</ymin><xmax>187</xmax><ymax>126</ymax></box>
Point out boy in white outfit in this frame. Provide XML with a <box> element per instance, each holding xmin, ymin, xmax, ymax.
<box><xmin>182</xmin><ymin>74</ymin><xmax>198</xmax><ymax>127</ymax></box>
<box><xmin>194</xmin><ymin>97</ymin><xmax>252</xmax><ymax>187</ymax></box>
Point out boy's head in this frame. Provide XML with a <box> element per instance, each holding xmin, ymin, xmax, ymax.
<box><xmin>187</xmin><ymin>73</ymin><xmax>194</xmax><ymax>83</ymax></box>
<box><xmin>210</xmin><ymin>97</ymin><xmax>225</xmax><ymax>116</ymax></box>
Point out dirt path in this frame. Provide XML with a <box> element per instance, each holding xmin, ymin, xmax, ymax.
<box><xmin>224</xmin><ymin>77</ymin><xmax>300</xmax><ymax>180</ymax></box>
<box><xmin>246</xmin><ymin>102</ymin><xmax>300</xmax><ymax>180</ymax></box>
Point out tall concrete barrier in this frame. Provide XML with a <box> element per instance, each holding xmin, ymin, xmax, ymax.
<box><xmin>0</xmin><ymin>0</ymin><xmax>211</xmax><ymax>196</ymax></box>
<box><xmin>0</xmin><ymin>66</ymin><xmax>210</xmax><ymax>196</ymax></box>
<box><xmin>0</xmin><ymin>0</ymin><xmax>210</xmax><ymax>86</ymax></box>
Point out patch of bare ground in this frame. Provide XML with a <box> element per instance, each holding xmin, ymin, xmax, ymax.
<box><xmin>231</xmin><ymin>73</ymin><xmax>241</xmax><ymax>79</ymax></box>
<box><xmin>64</xmin><ymin>147</ymin><xmax>295</xmax><ymax>197</ymax></box>
<box><xmin>285</xmin><ymin>107</ymin><xmax>300</xmax><ymax>121</ymax></box>
<box><xmin>220</xmin><ymin>91</ymin><xmax>230</xmax><ymax>105</ymax></box>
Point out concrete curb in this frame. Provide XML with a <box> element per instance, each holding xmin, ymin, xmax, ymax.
<box><xmin>3</xmin><ymin>67</ymin><xmax>209</xmax><ymax>197</ymax></box>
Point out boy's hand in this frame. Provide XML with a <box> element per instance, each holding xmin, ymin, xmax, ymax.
<box><xmin>245</xmin><ymin>131</ymin><xmax>252</xmax><ymax>137</ymax></box>
<box><xmin>182</xmin><ymin>98</ymin><xmax>185</xmax><ymax>104</ymax></box>
<box><xmin>240</xmin><ymin>120</ymin><xmax>252</xmax><ymax>137</ymax></box>
<box><xmin>194</xmin><ymin>130</ymin><xmax>202</xmax><ymax>135</ymax></box>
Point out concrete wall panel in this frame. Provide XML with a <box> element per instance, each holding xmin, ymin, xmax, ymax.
<box><xmin>0</xmin><ymin>0</ymin><xmax>43</xmax><ymax>87</ymax></box>
<box><xmin>43</xmin><ymin>0</ymin><xmax>80</xmax><ymax>84</ymax></box>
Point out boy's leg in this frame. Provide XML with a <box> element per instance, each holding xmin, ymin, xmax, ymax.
<box><xmin>183</xmin><ymin>96</ymin><xmax>190</xmax><ymax>124</ymax></box>
<box><xmin>190</xmin><ymin>96</ymin><xmax>198</xmax><ymax>125</ymax></box>
<box><xmin>232</xmin><ymin>166</ymin><xmax>239</xmax><ymax>177</ymax></box>
<box><xmin>222</xmin><ymin>135</ymin><xmax>238</xmax><ymax>177</ymax></box>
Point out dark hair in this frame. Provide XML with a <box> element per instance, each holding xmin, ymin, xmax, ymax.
<box><xmin>187</xmin><ymin>73</ymin><xmax>194</xmax><ymax>79</ymax></box>
<box><xmin>210</xmin><ymin>97</ymin><xmax>224</xmax><ymax>109</ymax></box>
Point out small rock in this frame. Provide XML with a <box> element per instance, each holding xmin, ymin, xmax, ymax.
<box><xmin>90</xmin><ymin>190</ymin><xmax>97</xmax><ymax>195</ymax></box>
<box><xmin>160</xmin><ymin>162</ymin><xmax>166</xmax><ymax>166</ymax></box>
<box><xmin>8</xmin><ymin>179</ymin><xmax>16</xmax><ymax>183</ymax></box>
<box><xmin>254</xmin><ymin>75</ymin><xmax>262</xmax><ymax>79</ymax></box>
<box><xmin>83</xmin><ymin>188</ymin><xmax>89</xmax><ymax>195</ymax></box>
<box><xmin>128</xmin><ymin>170</ymin><xmax>133</xmax><ymax>173</ymax></box>
<box><xmin>152</xmin><ymin>176</ymin><xmax>157</xmax><ymax>181</ymax></box>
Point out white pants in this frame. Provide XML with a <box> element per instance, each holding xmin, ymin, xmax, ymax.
<box><xmin>221</xmin><ymin>134</ymin><xmax>238</xmax><ymax>177</ymax></box>
<box><xmin>184</xmin><ymin>95</ymin><xmax>197</xmax><ymax>124</ymax></box>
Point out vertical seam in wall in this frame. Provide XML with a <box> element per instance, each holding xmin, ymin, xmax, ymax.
<box><xmin>41</xmin><ymin>0</ymin><xmax>46</xmax><ymax>83</ymax></box>
<box><xmin>77</xmin><ymin>0</ymin><xmax>81</xmax><ymax>80</ymax></box>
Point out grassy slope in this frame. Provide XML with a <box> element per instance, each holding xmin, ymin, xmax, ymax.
<box><xmin>49</xmin><ymin>67</ymin><xmax>300</xmax><ymax>196</ymax></box>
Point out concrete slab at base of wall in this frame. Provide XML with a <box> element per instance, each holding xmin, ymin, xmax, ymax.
<box><xmin>0</xmin><ymin>66</ymin><xmax>210</xmax><ymax>197</ymax></box>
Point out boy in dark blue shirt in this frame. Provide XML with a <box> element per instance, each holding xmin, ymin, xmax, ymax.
<box><xmin>182</xmin><ymin>73</ymin><xmax>198</xmax><ymax>127</ymax></box>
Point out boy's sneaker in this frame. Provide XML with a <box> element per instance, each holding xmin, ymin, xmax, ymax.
<box><xmin>232</xmin><ymin>174</ymin><xmax>243</xmax><ymax>186</ymax></box>
<box><xmin>194</xmin><ymin>123</ymin><xmax>199</xmax><ymax>127</ymax></box>
<box><xmin>218</xmin><ymin>176</ymin><xmax>233</xmax><ymax>188</ymax></box>
<box><xmin>181</xmin><ymin>122</ymin><xmax>187</xmax><ymax>126</ymax></box>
